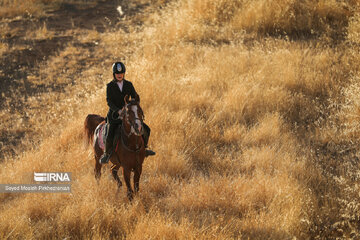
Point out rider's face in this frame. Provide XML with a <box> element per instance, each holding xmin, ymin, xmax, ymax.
<box><xmin>115</xmin><ymin>73</ymin><xmax>124</xmax><ymax>81</ymax></box>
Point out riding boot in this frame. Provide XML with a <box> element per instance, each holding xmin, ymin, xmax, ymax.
<box><xmin>99</xmin><ymin>139</ymin><xmax>113</xmax><ymax>164</ymax></box>
<box><xmin>142</xmin><ymin>125</ymin><xmax>155</xmax><ymax>157</ymax></box>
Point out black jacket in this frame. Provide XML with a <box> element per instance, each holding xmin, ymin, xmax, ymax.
<box><xmin>106</xmin><ymin>79</ymin><xmax>138</xmax><ymax>123</ymax></box>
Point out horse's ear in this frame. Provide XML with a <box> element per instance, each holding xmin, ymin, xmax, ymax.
<box><xmin>135</xmin><ymin>94</ymin><xmax>140</xmax><ymax>104</ymax></box>
<box><xmin>124</xmin><ymin>95</ymin><xmax>129</xmax><ymax>104</ymax></box>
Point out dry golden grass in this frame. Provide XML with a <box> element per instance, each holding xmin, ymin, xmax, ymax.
<box><xmin>0</xmin><ymin>42</ymin><xmax>8</xmax><ymax>56</ymax></box>
<box><xmin>25</xmin><ymin>22</ymin><xmax>55</xmax><ymax>40</ymax></box>
<box><xmin>1</xmin><ymin>0</ymin><xmax>360</xmax><ymax>239</ymax></box>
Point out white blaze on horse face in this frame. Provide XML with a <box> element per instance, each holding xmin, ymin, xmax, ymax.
<box><xmin>131</xmin><ymin>105</ymin><xmax>142</xmax><ymax>133</ymax></box>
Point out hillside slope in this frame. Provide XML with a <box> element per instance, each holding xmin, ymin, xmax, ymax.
<box><xmin>1</xmin><ymin>0</ymin><xmax>360</xmax><ymax>239</ymax></box>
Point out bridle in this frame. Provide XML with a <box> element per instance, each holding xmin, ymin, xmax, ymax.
<box><xmin>119</xmin><ymin>101</ymin><xmax>144</xmax><ymax>153</ymax></box>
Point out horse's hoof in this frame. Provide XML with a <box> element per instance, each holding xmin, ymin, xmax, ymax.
<box><xmin>127</xmin><ymin>192</ymin><xmax>134</xmax><ymax>201</ymax></box>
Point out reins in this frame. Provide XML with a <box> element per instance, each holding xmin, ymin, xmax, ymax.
<box><xmin>120</xmin><ymin>121</ymin><xmax>142</xmax><ymax>153</ymax></box>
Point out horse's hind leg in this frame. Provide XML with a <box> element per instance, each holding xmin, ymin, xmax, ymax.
<box><xmin>94</xmin><ymin>156</ymin><xmax>102</xmax><ymax>181</ymax></box>
<box><xmin>94</xmin><ymin>143</ymin><xmax>103</xmax><ymax>181</ymax></box>
<box><xmin>111</xmin><ymin>164</ymin><xmax>122</xmax><ymax>189</ymax></box>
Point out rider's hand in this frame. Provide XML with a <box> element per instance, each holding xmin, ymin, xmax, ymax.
<box><xmin>118</xmin><ymin>109</ymin><xmax>123</xmax><ymax>119</ymax></box>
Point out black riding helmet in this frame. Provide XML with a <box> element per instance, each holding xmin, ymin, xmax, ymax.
<box><xmin>112</xmin><ymin>62</ymin><xmax>126</xmax><ymax>75</ymax></box>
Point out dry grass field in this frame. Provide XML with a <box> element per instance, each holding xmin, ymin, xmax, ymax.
<box><xmin>1</xmin><ymin>0</ymin><xmax>360</xmax><ymax>239</ymax></box>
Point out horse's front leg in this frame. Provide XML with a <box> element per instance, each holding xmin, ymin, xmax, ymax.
<box><xmin>134</xmin><ymin>165</ymin><xmax>142</xmax><ymax>193</ymax></box>
<box><xmin>111</xmin><ymin>164</ymin><xmax>122</xmax><ymax>189</ymax></box>
<box><xmin>123</xmin><ymin>167</ymin><xmax>134</xmax><ymax>201</ymax></box>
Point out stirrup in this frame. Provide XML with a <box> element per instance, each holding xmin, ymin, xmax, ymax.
<box><xmin>99</xmin><ymin>153</ymin><xmax>110</xmax><ymax>164</ymax></box>
<box><xmin>145</xmin><ymin>149</ymin><xmax>156</xmax><ymax>157</ymax></box>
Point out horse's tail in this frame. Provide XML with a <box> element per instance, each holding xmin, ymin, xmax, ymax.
<box><xmin>84</xmin><ymin>114</ymin><xmax>105</xmax><ymax>147</ymax></box>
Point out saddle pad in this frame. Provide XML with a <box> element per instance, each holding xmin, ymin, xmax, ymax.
<box><xmin>94</xmin><ymin>122</ymin><xmax>109</xmax><ymax>150</ymax></box>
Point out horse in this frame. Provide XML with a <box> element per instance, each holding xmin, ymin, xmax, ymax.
<box><xmin>84</xmin><ymin>95</ymin><xmax>146</xmax><ymax>200</ymax></box>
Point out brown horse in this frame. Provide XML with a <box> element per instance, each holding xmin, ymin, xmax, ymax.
<box><xmin>84</xmin><ymin>95</ymin><xmax>146</xmax><ymax>200</ymax></box>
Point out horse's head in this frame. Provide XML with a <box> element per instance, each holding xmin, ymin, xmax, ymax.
<box><xmin>122</xmin><ymin>95</ymin><xmax>144</xmax><ymax>136</ymax></box>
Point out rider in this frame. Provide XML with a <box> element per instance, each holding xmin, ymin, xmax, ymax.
<box><xmin>99</xmin><ymin>61</ymin><xmax>155</xmax><ymax>164</ymax></box>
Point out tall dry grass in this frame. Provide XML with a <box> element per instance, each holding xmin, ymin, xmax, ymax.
<box><xmin>1</xmin><ymin>0</ymin><xmax>360</xmax><ymax>239</ymax></box>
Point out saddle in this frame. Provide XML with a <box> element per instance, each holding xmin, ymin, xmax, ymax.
<box><xmin>94</xmin><ymin>122</ymin><xmax>108</xmax><ymax>150</ymax></box>
<box><xmin>94</xmin><ymin>123</ymin><xmax>121</xmax><ymax>151</ymax></box>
